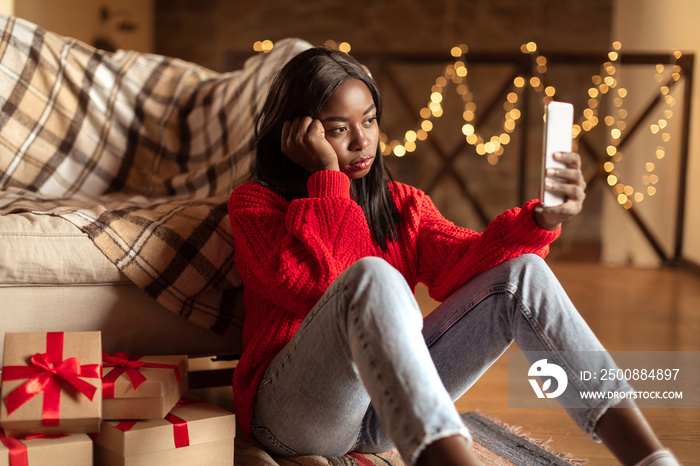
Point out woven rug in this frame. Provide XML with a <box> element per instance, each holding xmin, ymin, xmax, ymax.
<box><xmin>234</xmin><ymin>411</ymin><xmax>586</xmax><ymax>465</ymax></box>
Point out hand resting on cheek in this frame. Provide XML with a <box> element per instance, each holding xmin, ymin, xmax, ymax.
<box><xmin>281</xmin><ymin>116</ymin><xmax>340</xmax><ymax>173</ymax></box>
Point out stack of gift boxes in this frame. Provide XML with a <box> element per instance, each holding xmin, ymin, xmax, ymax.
<box><xmin>0</xmin><ymin>332</ymin><xmax>236</xmax><ymax>465</ymax></box>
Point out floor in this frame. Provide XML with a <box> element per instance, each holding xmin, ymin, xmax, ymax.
<box><xmin>194</xmin><ymin>260</ymin><xmax>700</xmax><ymax>464</ymax></box>
<box><xmin>414</xmin><ymin>261</ymin><xmax>700</xmax><ymax>465</ymax></box>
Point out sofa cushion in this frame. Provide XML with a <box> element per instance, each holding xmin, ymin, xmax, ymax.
<box><xmin>0</xmin><ymin>213</ymin><xmax>125</xmax><ymax>285</ymax></box>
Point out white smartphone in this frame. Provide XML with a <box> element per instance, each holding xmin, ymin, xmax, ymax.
<box><xmin>540</xmin><ymin>101</ymin><xmax>574</xmax><ymax>207</ymax></box>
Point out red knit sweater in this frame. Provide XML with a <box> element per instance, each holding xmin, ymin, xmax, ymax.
<box><xmin>227</xmin><ymin>170</ymin><xmax>560</xmax><ymax>434</ymax></box>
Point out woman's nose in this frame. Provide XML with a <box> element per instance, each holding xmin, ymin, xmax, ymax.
<box><xmin>350</xmin><ymin>128</ymin><xmax>369</xmax><ymax>151</ymax></box>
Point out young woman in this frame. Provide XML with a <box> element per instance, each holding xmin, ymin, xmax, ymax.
<box><xmin>228</xmin><ymin>46</ymin><xmax>678</xmax><ymax>466</ymax></box>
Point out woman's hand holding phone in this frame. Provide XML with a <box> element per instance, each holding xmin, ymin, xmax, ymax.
<box><xmin>534</xmin><ymin>151</ymin><xmax>587</xmax><ymax>230</ymax></box>
<box><xmin>281</xmin><ymin>116</ymin><xmax>340</xmax><ymax>173</ymax></box>
<box><xmin>534</xmin><ymin>101</ymin><xmax>586</xmax><ymax>230</ymax></box>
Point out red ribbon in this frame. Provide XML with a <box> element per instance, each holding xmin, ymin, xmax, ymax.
<box><xmin>172</xmin><ymin>397</ymin><xmax>206</xmax><ymax>409</ymax></box>
<box><xmin>1</xmin><ymin>333</ymin><xmax>100</xmax><ymax>426</ymax></box>
<box><xmin>0</xmin><ymin>429</ymin><xmax>27</xmax><ymax>466</ymax></box>
<box><xmin>113</xmin><ymin>421</ymin><xmax>138</xmax><ymax>432</ymax></box>
<box><xmin>101</xmin><ymin>351</ymin><xmax>182</xmax><ymax>399</ymax></box>
<box><xmin>164</xmin><ymin>397</ymin><xmax>207</xmax><ymax>448</ymax></box>
<box><xmin>164</xmin><ymin>413</ymin><xmax>190</xmax><ymax>448</ymax></box>
<box><xmin>111</xmin><ymin>397</ymin><xmax>206</xmax><ymax>449</ymax></box>
<box><xmin>1</xmin><ymin>429</ymin><xmax>67</xmax><ymax>466</ymax></box>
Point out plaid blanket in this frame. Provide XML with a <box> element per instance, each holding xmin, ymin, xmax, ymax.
<box><xmin>0</xmin><ymin>14</ymin><xmax>310</xmax><ymax>339</ymax></box>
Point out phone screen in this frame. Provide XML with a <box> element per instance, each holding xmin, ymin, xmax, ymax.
<box><xmin>540</xmin><ymin>101</ymin><xmax>574</xmax><ymax>207</ymax></box>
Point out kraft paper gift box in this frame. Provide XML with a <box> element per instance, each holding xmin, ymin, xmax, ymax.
<box><xmin>0</xmin><ymin>332</ymin><xmax>102</xmax><ymax>437</ymax></box>
<box><xmin>0</xmin><ymin>430</ymin><xmax>92</xmax><ymax>466</ymax></box>
<box><xmin>92</xmin><ymin>395</ymin><xmax>235</xmax><ymax>466</ymax></box>
<box><xmin>101</xmin><ymin>352</ymin><xmax>188</xmax><ymax>420</ymax></box>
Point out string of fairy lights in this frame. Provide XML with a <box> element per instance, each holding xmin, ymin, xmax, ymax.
<box><xmin>253</xmin><ymin>39</ymin><xmax>682</xmax><ymax>209</ymax></box>
<box><xmin>578</xmin><ymin>42</ymin><xmax>682</xmax><ymax>209</ymax></box>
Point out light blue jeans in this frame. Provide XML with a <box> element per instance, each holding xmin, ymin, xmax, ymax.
<box><xmin>250</xmin><ymin>254</ymin><xmax>631</xmax><ymax>464</ymax></box>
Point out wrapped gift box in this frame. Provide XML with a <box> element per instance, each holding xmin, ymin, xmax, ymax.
<box><xmin>101</xmin><ymin>353</ymin><xmax>188</xmax><ymax>420</ymax></box>
<box><xmin>0</xmin><ymin>332</ymin><xmax>102</xmax><ymax>437</ymax></box>
<box><xmin>0</xmin><ymin>430</ymin><xmax>92</xmax><ymax>466</ymax></box>
<box><xmin>93</xmin><ymin>395</ymin><xmax>235</xmax><ymax>466</ymax></box>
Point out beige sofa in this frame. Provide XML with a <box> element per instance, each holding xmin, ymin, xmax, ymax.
<box><xmin>0</xmin><ymin>212</ymin><xmax>240</xmax><ymax>362</ymax></box>
<box><xmin>0</xmin><ymin>15</ymin><xmax>310</xmax><ymax>365</ymax></box>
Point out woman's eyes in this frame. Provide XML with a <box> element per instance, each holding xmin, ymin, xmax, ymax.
<box><xmin>326</xmin><ymin>116</ymin><xmax>376</xmax><ymax>134</ymax></box>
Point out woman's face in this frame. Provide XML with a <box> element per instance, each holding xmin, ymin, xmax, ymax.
<box><xmin>317</xmin><ymin>79</ymin><xmax>379</xmax><ymax>179</ymax></box>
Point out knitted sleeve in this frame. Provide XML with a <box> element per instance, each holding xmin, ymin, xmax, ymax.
<box><xmin>409</xmin><ymin>187</ymin><xmax>560</xmax><ymax>302</ymax></box>
<box><xmin>228</xmin><ymin>170</ymin><xmax>372</xmax><ymax>317</ymax></box>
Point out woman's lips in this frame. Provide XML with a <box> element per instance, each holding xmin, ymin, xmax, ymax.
<box><xmin>350</xmin><ymin>155</ymin><xmax>374</xmax><ymax>170</ymax></box>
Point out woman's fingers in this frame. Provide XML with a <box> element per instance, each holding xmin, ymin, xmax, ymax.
<box><xmin>281</xmin><ymin>117</ymin><xmax>339</xmax><ymax>172</ymax></box>
<box><xmin>535</xmin><ymin>151</ymin><xmax>587</xmax><ymax>230</ymax></box>
<box><xmin>547</xmin><ymin>152</ymin><xmax>586</xmax><ymax>198</ymax></box>
<box><xmin>545</xmin><ymin>175</ymin><xmax>586</xmax><ymax>201</ymax></box>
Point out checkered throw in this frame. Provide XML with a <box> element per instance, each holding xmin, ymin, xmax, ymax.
<box><xmin>0</xmin><ymin>14</ymin><xmax>310</xmax><ymax>340</ymax></box>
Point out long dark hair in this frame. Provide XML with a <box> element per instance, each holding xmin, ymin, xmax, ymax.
<box><xmin>253</xmin><ymin>46</ymin><xmax>401</xmax><ymax>251</ymax></box>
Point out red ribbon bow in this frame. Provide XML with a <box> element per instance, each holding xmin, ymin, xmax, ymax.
<box><xmin>1</xmin><ymin>429</ymin><xmax>67</xmax><ymax>466</ymax></box>
<box><xmin>1</xmin><ymin>333</ymin><xmax>100</xmax><ymax>427</ymax></box>
<box><xmin>101</xmin><ymin>351</ymin><xmax>182</xmax><ymax>399</ymax></box>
